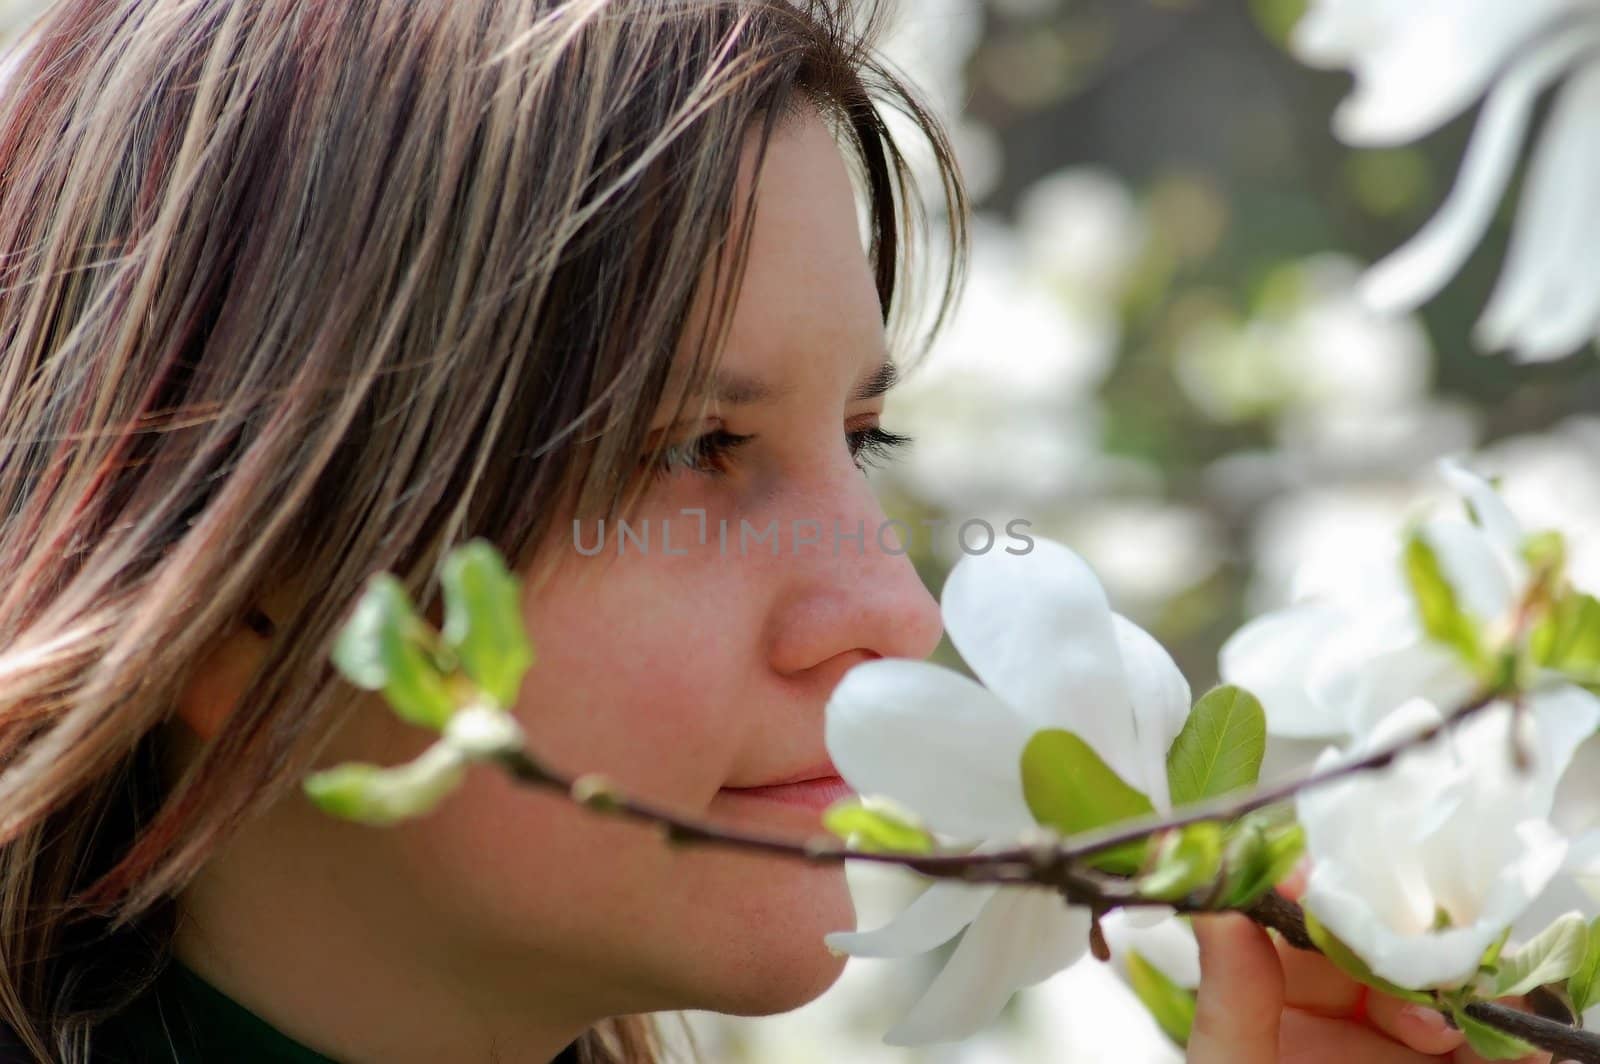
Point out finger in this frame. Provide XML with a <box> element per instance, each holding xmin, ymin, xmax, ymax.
<box><xmin>1363</xmin><ymin>993</ymin><xmax>1467</xmax><ymax>1056</ymax></box>
<box><xmin>1271</xmin><ymin>932</ymin><xmax>1366</xmax><ymax>1016</ymax></box>
<box><xmin>1280</xmin><ymin>1010</ymin><xmax>1454</xmax><ymax>1064</ymax></box>
<box><xmin>1189</xmin><ymin>913</ymin><xmax>1283</xmax><ymax>1064</ymax></box>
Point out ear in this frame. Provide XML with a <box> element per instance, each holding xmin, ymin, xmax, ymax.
<box><xmin>172</xmin><ymin>608</ymin><xmax>278</xmax><ymax>742</ymax></box>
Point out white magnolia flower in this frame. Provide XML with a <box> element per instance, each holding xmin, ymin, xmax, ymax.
<box><xmin>823</xmin><ymin>538</ymin><xmax>1191</xmax><ymax>1044</ymax></box>
<box><xmin>1298</xmin><ymin>694</ymin><xmax>1596</xmax><ymax>988</ymax></box>
<box><xmin>1293</xmin><ymin>0</ymin><xmax>1600</xmax><ymax>361</ymax></box>
<box><xmin>1222</xmin><ymin>458</ymin><xmax>1545</xmax><ymax>739</ymax></box>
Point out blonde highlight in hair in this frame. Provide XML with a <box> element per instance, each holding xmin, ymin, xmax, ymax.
<box><xmin>0</xmin><ymin>1</ymin><xmax>968</xmax><ymax>1060</ymax></box>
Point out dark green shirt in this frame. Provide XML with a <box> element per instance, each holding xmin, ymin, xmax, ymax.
<box><xmin>78</xmin><ymin>960</ymin><xmax>580</xmax><ymax>1064</ymax></box>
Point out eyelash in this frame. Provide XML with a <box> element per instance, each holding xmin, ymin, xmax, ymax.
<box><xmin>645</xmin><ymin>426</ymin><xmax>913</xmax><ymax>481</ymax></box>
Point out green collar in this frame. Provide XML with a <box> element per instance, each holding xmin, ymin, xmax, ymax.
<box><xmin>97</xmin><ymin>960</ymin><xmax>582</xmax><ymax>1063</ymax></box>
<box><xmin>97</xmin><ymin>959</ymin><xmax>336</xmax><ymax>1063</ymax></box>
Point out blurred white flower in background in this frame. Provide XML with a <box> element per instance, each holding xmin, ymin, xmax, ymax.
<box><xmin>1238</xmin><ymin>421</ymin><xmax>1600</xmax><ymax>618</ymax></box>
<box><xmin>1033</xmin><ymin>499</ymin><xmax>1223</xmax><ymax>616</ymax></box>
<box><xmin>1221</xmin><ymin>460</ymin><xmax>1595</xmax><ymax>739</ymax></box>
<box><xmin>1472</xmin><ymin>417</ymin><xmax>1600</xmax><ymax>592</ymax></box>
<box><xmin>883</xmin><ymin>213</ymin><xmax>1122</xmax><ymax>512</ymax></box>
<box><xmin>1293</xmin><ymin>0</ymin><xmax>1600</xmax><ymax>361</ymax></box>
<box><xmin>1176</xmin><ymin>255</ymin><xmax>1476</xmax><ymax>475</ymax></box>
<box><xmin>1238</xmin><ymin>479</ymin><xmax>1427</xmax><ymax>614</ymax></box>
<box><xmin>1016</xmin><ymin>167</ymin><xmax>1150</xmax><ymax>307</ymax></box>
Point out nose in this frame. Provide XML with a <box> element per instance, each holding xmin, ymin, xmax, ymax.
<box><xmin>765</xmin><ymin>464</ymin><xmax>944</xmax><ymax>678</ymax></box>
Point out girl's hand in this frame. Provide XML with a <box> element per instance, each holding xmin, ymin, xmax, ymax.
<box><xmin>1184</xmin><ymin>870</ymin><xmax>1552</xmax><ymax>1064</ymax></box>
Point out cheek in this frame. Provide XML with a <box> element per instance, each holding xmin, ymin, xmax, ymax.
<box><xmin>395</xmin><ymin>771</ymin><xmax>852</xmax><ymax>1013</ymax></box>
<box><xmin>517</xmin><ymin>565</ymin><xmax>751</xmax><ymax>804</ymax></box>
<box><xmin>378</xmin><ymin>553</ymin><xmax>854</xmax><ymax>1011</ymax></box>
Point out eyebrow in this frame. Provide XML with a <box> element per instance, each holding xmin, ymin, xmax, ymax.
<box><xmin>708</xmin><ymin>358</ymin><xmax>898</xmax><ymax>405</ymax></box>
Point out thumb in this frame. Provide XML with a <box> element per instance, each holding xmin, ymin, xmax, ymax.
<box><xmin>1187</xmin><ymin>913</ymin><xmax>1284</xmax><ymax>1064</ymax></box>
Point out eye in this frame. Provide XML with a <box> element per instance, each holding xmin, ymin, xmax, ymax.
<box><xmin>646</xmin><ymin>428</ymin><xmax>755</xmax><ymax>481</ymax></box>
<box><xmin>847</xmin><ymin>425</ymin><xmax>912</xmax><ymax>471</ymax></box>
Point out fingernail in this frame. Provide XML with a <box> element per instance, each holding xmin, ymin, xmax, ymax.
<box><xmin>1398</xmin><ymin>1003</ymin><xmax>1450</xmax><ymax>1034</ymax></box>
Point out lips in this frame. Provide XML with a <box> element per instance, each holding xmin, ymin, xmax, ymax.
<box><xmin>718</xmin><ymin>775</ymin><xmax>855</xmax><ymax>811</ymax></box>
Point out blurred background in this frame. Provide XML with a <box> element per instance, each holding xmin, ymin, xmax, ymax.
<box><xmin>6</xmin><ymin>0</ymin><xmax>1599</xmax><ymax>1060</ymax></box>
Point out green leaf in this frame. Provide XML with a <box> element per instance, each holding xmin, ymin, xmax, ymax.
<box><xmin>332</xmin><ymin>574</ymin><xmax>457</xmax><ymax>729</ymax></box>
<box><xmin>1522</xmin><ymin>529</ymin><xmax>1567</xmax><ymax>575</ymax></box>
<box><xmin>1404</xmin><ymin>530</ymin><xmax>1485</xmax><ymax>667</ymax></box>
<box><xmin>1453</xmin><ymin>1009</ymin><xmax>1537</xmax><ymax>1061</ymax></box>
<box><xmin>823</xmin><ymin>798</ymin><xmax>935</xmax><ymax>854</ymax></box>
<box><xmin>1139</xmin><ymin>822</ymin><xmax>1224</xmax><ymax>902</ymax></box>
<box><xmin>1301</xmin><ymin>907</ymin><xmax>1433</xmax><ymax>1005</ymax></box>
<box><xmin>1021</xmin><ymin>728</ymin><xmax>1154</xmax><ymax>875</ymax></box>
<box><xmin>440</xmin><ymin>539</ymin><xmax>535</xmax><ymax>709</ymax></box>
<box><xmin>1126</xmin><ymin>949</ymin><xmax>1196</xmax><ymax>1048</ymax></box>
<box><xmin>1531</xmin><ymin>591</ymin><xmax>1600</xmax><ymax>675</ymax></box>
<box><xmin>1566</xmin><ymin>915</ymin><xmax>1600</xmax><ymax>1014</ymax></box>
<box><xmin>1495</xmin><ymin>911</ymin><xmax>1589</xmax><ymax>998</ymax></box>
<box><xmin>1217</xmin><ymin>812</ymin><xmax>1305</xmax><ymax>909</ymax></box>
<box><xmin>1166</xmin><ymin>685</ymin><xmax>1267</xmax><ymax>807</ymax></box>
<box><xmin>1478</xmin><ymin>925</ymin><xmax>1513</xmax><ymax>974</ymax></box>
<box><xmin>302</xmin><ymin>742</ymin><xmax>467</xmax><ymax>825</ymax></box>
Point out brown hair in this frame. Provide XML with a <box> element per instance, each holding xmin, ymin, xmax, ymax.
<box><xmin>0</xmin><ymin>1</ymin><xmax>968</xmax><ymax>1060</ymax></box>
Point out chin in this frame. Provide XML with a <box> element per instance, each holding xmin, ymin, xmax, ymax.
<box><xmin>706</xmin><ymin>938</ymin><xmax>850</xmax><ymax>1017</ymax></box>
<box><xmin>680</xmin><ymin>858</ymin><xmax>855</xmax><ymax>1016</ymax></box>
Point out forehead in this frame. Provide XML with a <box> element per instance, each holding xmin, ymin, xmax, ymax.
<box><xmin>677</xmin><ymin>106</ymin><xmax>889</xmax><ymax>398</ymax></box>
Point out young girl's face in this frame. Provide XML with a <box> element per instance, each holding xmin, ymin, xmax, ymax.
<box><xmin>232</xmin><ymin>105</ymin><xmax>946</xmax><ymax>1043</ymax></box>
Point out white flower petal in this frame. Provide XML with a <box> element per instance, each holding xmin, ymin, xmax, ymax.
<box><xmin>1303</xmin><ymin>603</ymin><xmax>1472</xmax><ymax>737</ymax></box>
<box><xmin>1291</xmin><ymin>0</ymin><xmax>1401</xmax><ymax>69</ymax></box>
<box><xmin>1119</xmin><ymin>903</ymin><xmax>1176</xmax><ymax>930</ymax></box>
<box><xmin>1475</xmin><ymin>53</ymin><xmax>1600</xmax><ymax>360</ymax></box>
<box><xmin>1303</xmin><ymin>697</ymin><xmax>1574</xmax><ymax>990</ymax></box>
<box><xmin>1374</xmin><ymin>916</ymin><xmax>1522</xmax><ymax>990</ymax></box>
<box><xmin>884</xmin><ymin>889</ymin><xmax>1090</xmax><ymax>1045</ymax></box>
<box><xmin>1419</xmin><ymin>518</ymin><xmax>1518</xmax><ymax>623</ymax></box>
<box><xmin>824</xmin><ymin>879</ymin><xmax>997</xmax><ymax>959</ymax></box>
<box><xmin>1553</xmin><ymin>729</ymin><xmax>1600</xmax><ymax>840</ymax></box>
<box><xmin>1438</xmin><ymin>458</ymin><xmax>1527</xmax><ymax>566</ymax></box>
<box><xmin>1220</xmin><ymin>604</ymin><xmax>1350</xmax><ymax>739</ymax></box>
<box><xmin>1526</xmin><ymin>685</ymin><xmax>1600</xmax><ymax>808</ymax></box>
<box><xmin>1358</xmin><ymin>27</ymin><xmax>1600</xmax><ymax>312</ymax></box>
<box><xmin>1321</xmin><ymin>0</ymin><xmax>1593</xmax><ymax>145</ymax></box>
<box><xmin>1563</xmin><ymin>835</ymin><xmax>1600</xmax><ymax>904</ymax></box>
<box><xmin>1413</xmin><ymin>701</ymin><xmax>1586</xmax><ymax>909</ymax></box>
<box><xmin>1472</xmin><ymin>820</ymin><xmax>1570</xmax><ymax>938</ymax></box>
<box><xmin>826</xmin><ymin>659</ymin><xmax>1037</xmax><ymax>837</ymax></box>
<box><xmin>940</xmin><ymin>540</ymin><xmax>1140</xmax><ymax>784</ymax></box>
<box><xmin>1500</xmin><ymin>62</ymin><xmax>1600</xmax><ymax>361</ymax></box>
<box><xmin>1298</xmin><ymin>701</ymin><xmax>1448</xmax><ymax>930</ymax></box>
<box><xmin>1113</xmin><ymin>614</ymin><xmax>1190</xmax><ymax>811</ymax></box>
<box><xmin>1305</xmin><ymin>848</ymin><xmax>1527</xmax><ymax>991</ymax></box>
